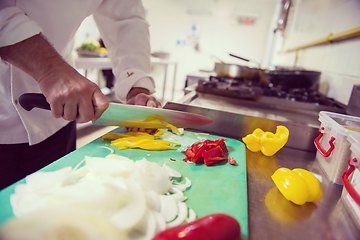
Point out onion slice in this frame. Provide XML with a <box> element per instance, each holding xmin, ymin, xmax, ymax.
<box><xmin>166</xmin><ymin>202</ymin><xmax>188</xmax><ymax>228</ymax></box>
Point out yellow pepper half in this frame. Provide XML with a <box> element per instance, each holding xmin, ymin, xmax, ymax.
<box><xmin>271</xmin><ymin>168</ymin><xmax>323</xmax><ymax>205</ymax></box>
<box><xmin>242</xmin><ymin>126</ymin><xmax>289</xmax><ymax>156</ymax></box>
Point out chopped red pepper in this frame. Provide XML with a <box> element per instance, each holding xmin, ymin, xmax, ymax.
<box><xmin>170</xmin><ymin>158</ymin><xmax>176</xmax><ymax>161</ymax></box>
<box><xmin>181</xmin><ymin>138</ymin><xmax>229</xmax><ymax>166</ymax></box>
<box><xmin>228</xmin><ymin>157</ymin><xmax>237</xmax><ymax>165</ymax></box>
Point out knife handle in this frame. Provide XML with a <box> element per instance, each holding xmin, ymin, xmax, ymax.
<box><xmin>19</xmin><ymin>93</ymin><xmax>51</xmax><ymax>111</ymax></box>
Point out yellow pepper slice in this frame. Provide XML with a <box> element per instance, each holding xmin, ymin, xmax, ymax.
<box><xmin>115</xmin><ymin>114</ymin><xmax>181</xmax><ymax>134</ymax></box>
<box><xmin>143</xmin><ymin>115</ymin><xmax>181</xmax><ymax>135</ymax></box>
<box><xmin>242</xmin><ymin>126</ymin><xmax>289</xmax><ymax>156</ymax></box>
<box><xmin>271</xmin><ymin>168</ymin><xmax>323</xmax><ymax>205</ymax></box>
<box><xmin>110</xmin><ymin>138</ymin><xmax>180</xmax><ymax>150</ymax></box>
<box><xmin>102</xmin><ymin>132</ymin><xmax>157</xmax><ymax>140</ymax></box>
<box><xmin>102</xmin><ymin>129</ymin><xmax>179</xmax><ymax>151</ymax></box>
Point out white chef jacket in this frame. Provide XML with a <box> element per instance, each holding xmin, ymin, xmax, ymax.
<box><xmin>0</xmin><ymin>0</ymin><xmax>155</xmax><ymax>145</ymax></box>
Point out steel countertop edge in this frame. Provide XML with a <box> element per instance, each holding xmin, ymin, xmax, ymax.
<box><xmin>163</xmin><ymin>98</ymin><xmax>360</xmax><ymax>240</ymax></box>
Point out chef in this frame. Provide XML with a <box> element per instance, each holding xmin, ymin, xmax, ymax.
<box><xmin>0</xmin><ymin>0</ymin><xmax>161</xmax><ymax>190</ymax></box>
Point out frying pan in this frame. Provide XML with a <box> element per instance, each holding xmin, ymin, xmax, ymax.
<box><xmin>263</xmin><ymin>69</ymin><xmax>321</xmax><ymax>90</ymax></box>
<box><xmin>214</xmin><ymin>53</ymin><xmax>321</xmax><ymax>89</ymax></box>
<box><xmin>213</xmin><ymin>54</ymin><xmax>262</xmax><ymax>80</ymax></box>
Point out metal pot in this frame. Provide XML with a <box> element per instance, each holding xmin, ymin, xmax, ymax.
<box><xmin>264</xmin><ymin>69</ymin><xmax>321</xmax><ymax>89</ymax></box>
<box><xmin>214</xmin><ymin>62</ymin><xmax>261</xmax><ymax>80</ymax></box>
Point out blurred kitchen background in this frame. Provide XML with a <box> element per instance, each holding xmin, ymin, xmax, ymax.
<box><xmin>74</xmin><ymin>0</ymin><xmax>360</xmax><ymax>147</ymax></box>
<box><xmin>73</xmin><ymin>0</ymin><xmax>360</xmax><ymax>105</ymax></box>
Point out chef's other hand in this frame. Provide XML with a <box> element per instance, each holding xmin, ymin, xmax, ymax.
<box><xmin>38</xmin><ymin>62</ymin><xmax>109</xmax><ymax>123</ymax></box>
<box><xmin>126</xmin><ymin>87</ymin><xmax>162</xmax><ymax>134</ymax></box>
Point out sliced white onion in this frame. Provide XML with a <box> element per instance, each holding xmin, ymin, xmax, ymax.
<box><xmin>166</xmin><ymin>202</ymin><xmax>188</xmax><ymax>228</ymax></box>
<box><xmin>25</xmin><ymin>167</ymin><xmax>72</xmax><ymax>194</ymax></box>
<box><xmin>105</xmin><ymin>154</ymin><xmax>131</xmax><ymax>161</ymax></box>
<box><xmin>172</xmin><ymin>177</ymin><xmax>192</xmax><ymax>192</ymax></box>
<box><xmin>141</xmin><ymin>210</ymin><xmax>157</xmax><ymax>240</ymax></box>
<box><xmin>48</xmin><ymin>180</ymin><xmax>131</xmax><ymax>219</ymax></box>
<box><xmin>72</xmin><ymin>166</ymin><xmax>89</xmax><ymax>180</ymax></box>
<box><xmin>162</xmin><ymin>163</ymin><xmax>182</xmax><ymax>179</ymax></box>
<box><xmin>186</xmin><ymin>208</ymin><xmax>196</xmax><ymax>223</ymax></box>
<box><xmin>109</xmin><ymin>180</ymin><xmax>146</xmax><ymax>230</ymax></box>
<box><xmin>0</xmin><ymin>206</ymin><xmax>129</xmax><ymax>240</ymax></box>
<box><xmin>169</xmin><ymin>187</ymin><xmax>187</xmax><ymax>202</ymax></box>
<box><xmin>133</xmin><ymin>159</ymin><xmax>172</xmax><ymax>194</ymax></box>
<box><xmin>85</xmin><ymin>156</ymin><xmax>136</xmax><ymax>178</ymax></box>
<box><xmin>153</xmin><ymin>211</ymin><xmax>166</xmax><ymax>233</ymax></box>
<box><xmin>8</xmin><ymin>153</ymin><xmax>197</xmax><ymax>239</ymax></box>
<box><xmin>10</xmin><ymin>190</ymin><xmax>50</xmax><ymax>218</ymax></box>
<box><xmin>159</xmin><ymin>195</ymin><xmax>178</xmax><ymax>222</ymax></box>
<box><xmin>144</xmin><ymin>191</ymin><xmax>161</xmax><ymax>211</ymax></box>
<box><xmin>98</xmin><ymin>146</ymin><xmax>115</xmax><ymax>154</ymax></box>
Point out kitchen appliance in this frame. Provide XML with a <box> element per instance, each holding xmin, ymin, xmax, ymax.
<box><xmin>19</xmin><ymin>93</ymin><xmax>213</xmax><ymax>129</ymax></box>
<box><xmin>212</xmin><ymin>53</ymin><xmax>262</xmax><ymax>80</ymax></box>
<box><xmin>263</xmin><ymin>69</ymin><xmax>321</xmax><ymax>89</ymax></box>
<box><xmin>183</xmin><ymin>71</ymin><xmax>347</xmax><ymax>132</ymax></box>
<box><xmin>192</xmin><ymin>75</ymin><xmax>346</xmax><ymax>112</ymax></box>
<box><xmin>214</xmin><ymin>62</ymin><xmax>261</xmax><ymax>80</ymax></box>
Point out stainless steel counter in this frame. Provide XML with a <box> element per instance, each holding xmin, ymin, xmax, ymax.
<box><xmin>164</xmin><ymin>92</ymin><xmax>360</xmax><ymax>240</ymax></box>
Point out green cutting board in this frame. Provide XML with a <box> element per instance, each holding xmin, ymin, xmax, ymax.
<box><xmin>0</xmin><ymin>128</ymin><xmax>248</xmax><ymax>239</ymax></box>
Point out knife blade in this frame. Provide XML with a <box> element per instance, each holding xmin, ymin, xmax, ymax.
<box><xmin>19</xmin><ymin>93</ymin><xmax>213</xmax><ymax>129</ymax></box>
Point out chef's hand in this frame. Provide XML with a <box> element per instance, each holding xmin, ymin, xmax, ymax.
<box><xmin>126</xmin><ymin>87</ymin><xmax>162</xmax><ymax>134</ymax></box>
<box><xmin>0</xmin><ymin>34</ymin><xmax>109</xmax><ymax>123</ymax></box>
<box><xmin>37</xmin><ymin>62</ymin><xmax>109</xmax><ymax>123</ymax></box>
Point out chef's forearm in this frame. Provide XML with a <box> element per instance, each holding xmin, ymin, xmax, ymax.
<box><xmin>0</xmin><ymin>33</ymin><xmax>66</xmax><ymax>82</ymax></box>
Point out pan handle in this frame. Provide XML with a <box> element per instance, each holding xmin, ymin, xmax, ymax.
<box><xmin>229</xmin><ymin>54</ymin><xmax>250</xmax><ymax>62</ymax></box>
<box><xmin>19</xmin><ymin>93</ymin><xmax>51</xmax><ymax>111</ymax></box>
<box><xmin>229</xmin><ymin>53</ymin><xmax>261</xmax><ymax>68</ymax></box>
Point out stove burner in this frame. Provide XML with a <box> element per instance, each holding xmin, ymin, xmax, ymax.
<box><xmin>196</xmin><ymin>76</ymin><xmax>346</xmax><ymax>110</ymax></box>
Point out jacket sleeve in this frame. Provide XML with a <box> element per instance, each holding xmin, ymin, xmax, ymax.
<box><xmin>92</xmin><ymin>0</ymin><xmax>155</xmax><ymax>102</ymax></box>
<box><xmin>0</xmin><ymin>5</ymin><xmax>42</xmax><ymax>47</ymax></box>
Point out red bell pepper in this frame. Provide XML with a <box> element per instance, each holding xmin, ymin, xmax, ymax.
<box><xmin>181</xmin><ymin>138</ymin><xmax>229</xmax><ymax>166</ymax></box>
<box><xmin>152</xmin><ymin>213</ymin><xmax>242</xmax><ymax>240</ymax></box>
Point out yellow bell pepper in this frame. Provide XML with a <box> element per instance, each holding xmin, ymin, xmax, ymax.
<box><xmin>271</xmin><ymin>168</ymin><xmax>323</xmax><ymax>205</ymax></box>
<box><xmin>242</xmin><ymin>126</ymin><xmax>289</xmax><ymax>156</ymax></box>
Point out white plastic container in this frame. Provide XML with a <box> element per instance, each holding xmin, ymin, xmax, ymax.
<box><xmin>341</xmin><ymin>133</ymin><xmax>360</xmax><ymax>228</ymax></box>
<box><xmin>314</xmin><ymin>111</ymin><xmax>360</xmax><ymax>185</ymax></box>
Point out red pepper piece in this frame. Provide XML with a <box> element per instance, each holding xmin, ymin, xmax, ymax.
<box><xmin>181</xmin><ymin>138</ymin><xmax>229</xmax><ymax>165</ymax></box>
<box><xmin>202</xmin><ymin>145</ymin><xmax>228</xmax><ymax>166</ymax></box>
<box><xmin>228</xmin><ymin>157</ymin><xmax>237</xmax><ymax>165</ymax></box>
<box><xmin>191</xmin><ymin>142</ymin><xmax>210</xmax><ymax>163</ymax></box>
<box><xmin>152</xmin><ymin>213</ymin><xmax>242</xmax><ymax>240</ymax></box>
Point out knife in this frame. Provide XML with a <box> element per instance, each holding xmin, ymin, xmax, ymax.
<box><xmin>19</xmin><ymin>93</ymin><xmax>213</xmax><ymax>129</ymax></box>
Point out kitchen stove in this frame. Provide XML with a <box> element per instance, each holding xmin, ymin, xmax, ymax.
<box><xmin>195</xmin><ymin>75</ymin><xmax>346</xmax><ymax>112</ymax></box>
<box><xmin>181</xmin><ymin>73</ymin><xmax>347</xmax><ymax>128</ymax></box>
